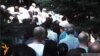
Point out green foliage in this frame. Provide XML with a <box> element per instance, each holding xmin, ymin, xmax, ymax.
<box><xmin>35</xmin><ymin>0</ymin><xmax>52</xmax><ymax>8</ymax></box>
<box><xmin>51</xmin><ymin>0</ymin><xmax>100</xmax><ymax>31</ymax></box>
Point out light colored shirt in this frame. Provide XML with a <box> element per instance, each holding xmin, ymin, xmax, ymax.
<box><xmin>59</xmin><ymin>31</ymin><xmax>68</xmax><ymax>41</ymax></box>
<box><xmin>17</xmin><ymin>7</ymin><xmax>30</xmax><ymax>23</ymax></box>
<box><xmin>59</xmin><ymin>34</ymin><xmax>79</xmax><ymax>51</ymax></box>
<box><xmin>59</xmin><ymin>20</ymin><xmax>69</xmax><ymax>27</ymax></box>
<box><xmin>47</xmin><ymin>29</ymin><xmax>58</xmax><ymax>42</ymax></box>
<box><xmin>28</xmin><ymin>42</ymin><xmax>44</xmax><ymax>56</ymax></box>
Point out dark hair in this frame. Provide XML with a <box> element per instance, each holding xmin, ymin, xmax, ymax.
<box><xmin>62</xmin><ymin>16</ymin><xmax>66</xmax><ymax>21</ymax></box>
<box><xmin>77</xmin><ymin>48</ymin><xmax>86</xmax><ymax>53</ymax></box>
<box><xmin>34</xmin><ymin>17</ymin><xmax>38</xmax><ymax>22</ymax></box>
<box><xmin>11</xmin><ymin>17</ymin><xmax>19</xmax><ymax>23</ymax></box>
<box><xmin>58</xmin><ymin>43</ymin><xmax>68</xmax><ymax>56</ymax></box>
<box><xmin>43</xmin><ymin>40</ymin><xmax>58</xmax><ymax>56</ymax></box>
<box><xmin>65</xmin><ymin>24</ymin><xmax>75</xmax><ymax>35</ymax></box>
<box><xmin>43</xmin><ymin>17</ymin><xmax>52</xmax><ymax>29</ymax></box>
<box><xmin>51</xmin><ymin>20</ymin><xmax>60</xmax><ymax>36</ymax></box>
<box><xmin>68</xmin><ymin>48</ymin><xmax>81</xmax><ymax>56</ymax></box>
<box><xmin>12</xmin><ymin>44</ymin><xmax>36</xmax><ymax>56</ymax></box>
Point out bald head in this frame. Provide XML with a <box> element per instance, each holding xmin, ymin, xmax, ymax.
<box><xmin>78</xmin><ymin>31</ymin><xmax>89</xmax><ymax>44</ymax></box>
<box><xmin>89</xmin><ymin>42</ymin><xmax>100</xmax><ymax>53</ymax></box>
<box><xmin>33</xmin><ymin>26</ymin><xmax>45</xmax><ymax>38</ymax></box>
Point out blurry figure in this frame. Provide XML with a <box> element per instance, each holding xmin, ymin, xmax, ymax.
<box><xmin>29</xmin><ymin>3</ymin><xmax>36</xmax><ymax>9</ymax></box>
<box><xmin>77</xmin><ymin>48</ymin><xmax>86</xmax><ymax>53</ymax></box>
<box><xmin>90</xmin><ymin>33</ymin><xmax>96</xmax><ymax>43</ymax></box>
<box><xmin>17</xmin><ymin>6</ymin><xmax>30</xmax><ymax>23</ymax></box>
<box><xmin>27</xmin><ymin>26</ymin><xmax>46</xmax><ymax>56</ymax></box>
<box><xmin>0</xmin><ymin>5</ymin><xmax>11</xmax><ymax>23</ymax></box>
<box><xmin>88</xmin><ymin>42</ymin><xmax>100</xmax><ymax>53</ymax></box>
<box><xmin>43</xmin><ymin>17</ymin><xmax>58</xmax><ymax>42</ymax></box>
<box><xmin>59</xmin><ymin>24</ymin><xmax>79</xmax><ymax>51</ymax></box>
<box><xmin>7</xmin><ymin>5</ymin><xmax>27</xmax><ymax>23</ymax></box>
<box><xmin>68</xmin><ymin>49</ymin><xmax>81</xmax><ymax>56</ymax></box>
<box><xmin>59</xmin><ymin>16</ymin><xmax>69</xmax><ymax>26</ymax></box>
<box><xmin>58</xmin><ymin>43</ymin><xmax>68</xmax><ymax>56</ymax></box>
<box><xmin>43</xmin><ymin>40</ymin><xmax>58</xmax><ymax>56</ymax></box>
<box><xmin>35</xmin><ymin>7</ymin><xmax>41</xmax><ymax>14</ymax></box>
<box><xmin>32</xmin><ymin>12</ymin><xmax>42</xmax><ymax>25</ymax></box>
<box><xmin>68</xmin><ymin>48</ymin><xmax>83</xmax><ymax>56</ymax></box>
<box><xmin>0</xmin><ymin>5</ymin><xmax>6</xmax><ymax>9</ymax></box>
<box><xmin>41</xmin><ymin>8</ymin><xmax>49</xmax><ymax>23</ymax></box>
<box><xmin>47</xmin><ymin>11</ymin><xmax>56</xmax><ymax>22</ymax></box>
<box><xmin>78</xmin><ymin>31</ymin><xmax>89</xmax><ymax>52</ymax></box>
<box><xmin>12</xmin><ymin>44</ymin><xmax>36</xmax><ymax>56</ymax></box>
<box><xmin>14</xmin><ymin>6</ymin><xmax>19</xmax><ymax>12</ymax></box>
<box><xmin>7</xmin><ymin>6</ymin><xmax>14</xmax><ymax>14</ymax></box>
<box><xmin>90</xmin><ymin>31</ymin><xmax>100</xmax><ymax>43</ymax></box>
<box><xmin>59</xmin><ymin>20</ymin><xmax>69</xmax><ymax>41</ymax></box>
<box><xmin>51</xmin><ymin>20</ymin><xmax>60</xmax><ymax>42</ymax></box>
<box><xmin>51</xmin><ymin>20</ymin><xmax>60</xmax><ymax>36</ymax></box>
<box><xmin>11</xmin><ymin>16</ymin><xmax>19</xmax><ymax>23</ymax></box>
<box><xmin>28</xmin><ymin>3</ymin><xmax>36</xmax><ymax>17</ymax></box>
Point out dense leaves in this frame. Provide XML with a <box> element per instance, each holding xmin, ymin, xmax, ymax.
<box><xmin>51</xmin><ymin>0</ymin><xmax>100</xmax><ymax>32</ymax></box>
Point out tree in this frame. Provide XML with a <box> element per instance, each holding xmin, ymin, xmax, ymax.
<box><xmin>51</xmin><ymin>0</ymin><xmax>100</xmax><ymax>32</ymax></box>
<box><xmin>34</xmin><ymin>0</ymin><xmax>52</xmax><ymax>9</ymax></box>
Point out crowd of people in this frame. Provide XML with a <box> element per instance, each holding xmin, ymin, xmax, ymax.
<box><xmin>0</xmin><ymin>2</ymin><xmax>100</xmax><ymax>56</ymax></box>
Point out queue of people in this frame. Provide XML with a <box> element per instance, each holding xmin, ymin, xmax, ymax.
<box><xmin>0</xmin><ymin>3</ymin><xmax>100</xmax><ymax>56</ymax></box>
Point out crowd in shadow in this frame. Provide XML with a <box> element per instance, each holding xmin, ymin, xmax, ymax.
<box><xmin>0</xmin><ymin>3</ymin><xmax>100</xmax><ymax>56</ymax></box>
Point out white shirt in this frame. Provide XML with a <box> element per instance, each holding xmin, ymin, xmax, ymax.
<box><xmin>28</xmin><ymin>41</ymin><xmax>44</xmax><ymax>56</ymax></box>
<box><xmin>59</xmin><ymin>20</ymin><xmax>69</xmax><ymax>27</ymax></box>
<box><xmin>41</xmin><ymin>12</ymin><xmax>49</xmax><ymax>23</ymax></box>
<box><xmin>47</xmin><ymin>29</ymin><xmax>58</xmax><ymax>42</ymax></box>
<box><xmin>17</xmin><ymin>7</ymin><xmax>30</xmax><ymax>23</ymax></box>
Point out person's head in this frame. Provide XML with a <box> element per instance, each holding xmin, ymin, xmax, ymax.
<box><xmin>88</xmin><ymin>42</ymin><xmax>100</xmax><ymax>53</ymax></box>
<box><xmin>33</xmin><ymin>26</ymin><xmax>46</xmax><ymax>41</ymax></box>
<box><xmin>43</xmin><ymin>40</ymin><xmax>58</xmax><ymax>56</ymax></box>
<box><xmin>59</xmin><ymin>26</ymin><xmax>65</xmax><ymax>33</ymax></box>
<box><xmin>59</xmin><ymin>22</ymin><xmax>69</xmax><ymax>33</ymax></box>
<box><xmin>42</xmin><ymin>8</ymin><xmax>47</xmax><ymax>12</ymax></box>
<box><xmin>51</xmin><ymin>20</ymin><xmax>60</xmax><ymax>35</ymax></box>
<box><xmin>59</xmin><ymin>23</ymin><xmax>75</xmax><ymax>33</ymax></box>
<box><xmin>12</xmin><ymin>16</ymin><xmax>19</xmax><ymax>23</ymax></box>
<box><xmin>14</xmin><ymin>6</ymin><xmax>19</xmax><ymax>12</ymax></box>
<box><xmin>0</xmin><ymin>5</ymin><xmax>6</xmax><ymax>9</ymax></box>
<box><xmin>12</xmin><ymin>44</ymin><xmax>36</xmax><ymax>56</ymax></box>
<box><xmin>44</xmin><ymin>17</ymin><xmax>52</xmax><ymax>29</ymax></box>
<box><xmin>64</xmin><ymin>24</ymin><xmax>75</xmax><ymax>34</ymax></box>
<box><xmin>68</xmin><ymin>48</ymin><xmax>81</xmax><ymax>56</ymax></box>
<box><xmin>78</xmin><ymin>31</ymin><xmax>89</xmax><ymax>45</ymax></box>
<box><xmin>62</xmin><ymin>16</ymin><xmax>67</xmax><ymax>21</ymax></box>
<box><xmin>32</xmin><ymin>3</ymin><xmax>36</xmax><ymax>7</ymax></box>
<box><xmin>58</xmin><ymin>43</ymin><xmax>68</xmax><ymax>56</ymax></box>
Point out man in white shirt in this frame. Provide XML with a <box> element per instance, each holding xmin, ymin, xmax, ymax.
<box><xmin>41</xmin><ymin>8</ymin><xmax>49</xmax><ymax>23</ymax></box>
<box><xmin>17</xmin><ymin>6</ymin><xmax>30</xmax><ymax>23</ymax></box>
<box><xmin>28</xmin><ymin>3</ymin><xmax>37</xmax><ymax>16</ymax></box>
<box><xmin>27</xmin><ymin>26</ymin><xmax>46</xmax><ymax>56</ymax></box>
<box><xmin>47</xmin><ymin>29</ymin><xmax>58</xmax><ymax>42</ymax></box>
